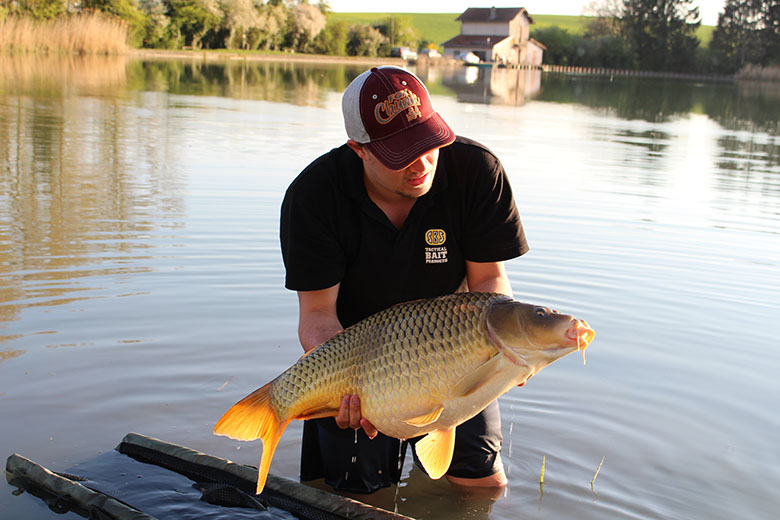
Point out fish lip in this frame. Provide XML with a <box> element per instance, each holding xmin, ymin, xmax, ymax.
<box><xmin>566</xmin><ymin>320</ymin><xmax>595</xmax><ymax>346</ymax></box>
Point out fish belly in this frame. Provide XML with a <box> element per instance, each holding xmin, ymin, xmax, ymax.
<box><xmin>368</xmin><ymin>359</ymin><xmax>528</xmax><ymax>439</ymax></box>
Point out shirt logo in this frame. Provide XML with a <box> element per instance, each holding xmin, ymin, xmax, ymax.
<box><xmin>425</xmin><ymin>229</ymin><xmax>446</xmax><ymax>246</ymax></box>
<box><xmin>374</xmin><ymin>89</ymin><xmax>423</xmax><ymax>125</ymax></box>
<box><xmin>424</xmin><ymin>229</ymin><xmax>448</xmax><ymax>264</ymax></box>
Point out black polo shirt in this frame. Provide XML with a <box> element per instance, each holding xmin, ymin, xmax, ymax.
<box><xmin>280</xmin><ymin>136</ymin><xmax>528</xmax><ymax>328</ymax></box>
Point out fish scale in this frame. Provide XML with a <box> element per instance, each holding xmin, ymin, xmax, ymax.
<box><xmin>214</xmin><ymin>291</ymin><xmax>595</xmax><ymax>494</ymax></box>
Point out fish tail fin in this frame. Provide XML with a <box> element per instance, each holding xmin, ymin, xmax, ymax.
<box><xmin>213</xmin><ymin>382</ymin><xmax>291</xmax><ymax>494</ymax></box>
<box><xmin>254</xmin><ymin>417</ymin><xmax>290</xmax><ymax>494</ymax></box>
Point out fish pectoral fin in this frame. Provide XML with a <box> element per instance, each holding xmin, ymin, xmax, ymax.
<box><xmin>451</xmin><ymin>353</ymin><xmax>505</xmax><ymax>397</ymax></box>
<box><xmin>295</xmin><ymin>406</ymin><xmax>340</xmax><ymax>420</ymax></box>
<box><xmin>402</xmin><ymin>405</ymin><xmax>444</xmax><ymax>427</ymax></box>
<box><xmin>213</xmin><ymin>381</ymin><xmax>292</xmax><ymax>494</ymax></box>
<box><xmin>414</xmin><ymin>428</ymin><xmax>456</xmax><ymax>480</ymax></box>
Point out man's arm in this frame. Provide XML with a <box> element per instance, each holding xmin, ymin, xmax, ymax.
<box><xmin>296</xmin><ymin>285</ymin><xmax>378</xmax><ymax>439</ymax></box>
<box><xmin>465</xmin><ymin>260</ymin><xmax>513</xmax><ymax>297</ymax></box>
<box><xmin>297</xmin><ymin>284</ymin><xmax>343</xmax><ymax>353</ymax></box>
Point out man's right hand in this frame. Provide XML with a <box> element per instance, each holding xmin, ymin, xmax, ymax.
<box><xmin>335</xmin><ymin>394</ymin><xmax>378</xmax><ymax>439</ymax></box>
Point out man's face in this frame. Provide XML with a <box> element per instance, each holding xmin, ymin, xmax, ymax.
<box><xmin>350</xmin><ymin>142</ymin><xmax>440</xmax><ymax>201</ymax></box>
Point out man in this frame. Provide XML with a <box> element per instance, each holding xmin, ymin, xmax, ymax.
<box><xmin>280</xmin><ymin>66</ymin><xmax>528</xmax><ymax>494</ymax></box>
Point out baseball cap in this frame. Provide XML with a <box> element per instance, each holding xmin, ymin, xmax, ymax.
<box><xmin>342</xmin><ymin>66</ymin><xmax>455</xmax><ymax>170</ymax></box>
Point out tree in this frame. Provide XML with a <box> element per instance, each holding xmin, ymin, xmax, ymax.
<box><xmin>710</xmin><ymin>0</ymin><xmax>764</xmax><ymax>72</ymax></box>
<box><xmin>140</xmin><ymin>0</ymin><xmax>175</xmax><ymax>48</ymax></box>
<box><xmin>217</xmin><ymin>0</ymin><xmax>262</xmax><ymax>49</ymax></box>
<box><xmin>164</xmin><ymin>0</ymin><xmax>220</xmax><ymax>48</ymax></box>
<box><xmin>287</xmin><ymin>2</ymin><xmax>326</xmax><ymax>52</ymax></box>
<box><xmin>313</xmin><ymin>19</ymin><xmax>348</xmax><ymax>55</ymax></box>
<box><xmin>759</xmin><ymin>0</ymin><xmax>779</xmax><ymax>65</ymax></box>
<box><xmin>710</xmin><ymin>0</ymin><xmax>780</xmax><ymax>71</ymax></box>
<box><xmin>620</xmin><ymin>0</ymin><xmax>701</xmax><ymax>71</ymax></box>
<box><xmin>346</xmin><ymin>23</ymin><xmax>385</xmax><ymax>57</ymax></box>
<box><xmin>574</xmin><ymin>34</ymin><xmax>635</xmax><ymax>68</ymax></box>
<box><xmin>13</xmin><ymin>0</ymin><xmax>66</xmax><ymax>19</ymax></box>
<box><xmin>374</xmin><ymin>15</ymin><xmax>419</xmax><ymax>49</ymax></box>
<box><xmin>82</xmin><ymin>0</ymin><xmax>148</xmax><ymax>46</ymax></box>
<box><xmin>531</xmin><ymin>26</ymin><xmax>578</xmax><ymax>65</ymax></box>
<box><xmin>583</xmin><ymin>0</ymin><xmax>624</xmax><ymax>37</ymax></box>
<box><xmin>247</xmin><ymin>2</ymin><xmax>287</xmax><ymax>50</ymax></box>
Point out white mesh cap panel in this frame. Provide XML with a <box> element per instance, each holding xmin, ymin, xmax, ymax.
<box><xmin>341</xmin><ymin>69</ymin><xmax>372</xmax><ymax>143</ymax></box>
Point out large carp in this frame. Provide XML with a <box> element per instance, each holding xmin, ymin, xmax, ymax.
<box><xmin>214</xmin><ymin>292</ymin><xmax>595</xmax><ymax>494</ymax></box>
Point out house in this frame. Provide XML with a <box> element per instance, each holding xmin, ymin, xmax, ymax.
<box><xmin>442</xmin><ymin>7</ymin><xmax>544</xmax><ymax>67</ymax></box>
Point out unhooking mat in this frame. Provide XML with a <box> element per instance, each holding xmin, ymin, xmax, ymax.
<box><xmin>6</xmin><ymin>432</ymin><xmax>413</xmax><ymax>520</ymax></box>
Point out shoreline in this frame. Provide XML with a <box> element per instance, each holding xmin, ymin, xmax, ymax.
<box><xmin>131</xmin><ymin>48</ymin><xmax>409</xmax><ymax>66</ymax></box>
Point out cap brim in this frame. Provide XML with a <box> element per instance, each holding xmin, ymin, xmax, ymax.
<box><xmin>364</xmin><ymin>112</ymin><xmax>456</xmax><ymax>170</ymax></box>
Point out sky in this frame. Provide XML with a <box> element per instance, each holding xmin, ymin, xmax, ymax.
<box><xmin>327</xmin><ymin>1</ymin><xmax>727</xmax><ymax>26</ymax></box>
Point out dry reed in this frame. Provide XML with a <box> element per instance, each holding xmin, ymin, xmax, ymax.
<box><xmin>0</xmin><ymin>13</ymin><xmax>128</xmax><ymax>55</ymax></box>
<box><xmin>736</xmin><ymin>64</ymin><xmax>780</xmax><ymax>82</ymax></box>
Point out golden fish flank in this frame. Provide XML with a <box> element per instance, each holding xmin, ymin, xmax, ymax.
<box><xmin>214</xmin><ymin>292</ymin><xmax>595</xmax><ymax>494</ymax></box>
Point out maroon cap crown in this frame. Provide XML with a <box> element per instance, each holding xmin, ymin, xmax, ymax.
<box><xmin>342</xmin><ymin>66</ymin><xmax>455</xmax><ymax>170</ymax></box>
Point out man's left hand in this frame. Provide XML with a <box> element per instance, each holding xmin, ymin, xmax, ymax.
<box><xmin>335</xmin><ymin>394</ymin><xmax>378</xmax><ymax>439</ymax></box>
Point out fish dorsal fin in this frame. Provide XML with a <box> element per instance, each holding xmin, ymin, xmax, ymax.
<box><xmin>451</xmin><ymin>353</ymin><xmax>505</xmax><ymax>397</ymax></box>
<box><xmin>402</xmin><ymin>405</ymin><xmax>444</xmax><ymax>427</ymax></box>
<box><xmin>414</xmin><ymin>428</ymin><xmax>456</xmax><ymax>479</ymax></box>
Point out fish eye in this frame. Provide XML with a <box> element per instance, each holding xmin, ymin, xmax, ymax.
<box><xmin>535</xmin><ymin>307</ymin><xmax>547</xmax><ymax>317</ymax></box>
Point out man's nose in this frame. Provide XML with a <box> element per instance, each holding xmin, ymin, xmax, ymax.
<box><xmin>407</xmin><ymin>153</ymin><xmax>431</xmax><ymax>173</ymax></box>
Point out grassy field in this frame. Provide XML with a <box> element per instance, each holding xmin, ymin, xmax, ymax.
<box><xmin>328</xmin><ymin>12</ymin><xmax>714</xmax><ymax>48</ymax></box>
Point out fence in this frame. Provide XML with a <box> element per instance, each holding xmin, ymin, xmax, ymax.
<box><xmin>541</xmin><ymin>64</ymin><xmax>733</xmax><ymax>82</ymax></box>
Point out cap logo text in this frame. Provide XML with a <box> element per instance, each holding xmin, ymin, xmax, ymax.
<box><xmin>374</xmin><ymin>89</ymin><xmax>423</xmax><ymax>125</ymax></box>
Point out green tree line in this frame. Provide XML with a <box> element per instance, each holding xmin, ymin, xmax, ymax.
<box><xmin>533</xmin><ymin>0</ymin><xmax>780</xmax><ymax>74</ymax></box>
<box><xmin>1</xmin><ymin>0</ymin><xmax>778</xmax><ymax>74</ymax></box>
<box><xmin>0</xmin><ymin>0</ymin><xmax>422</xmax><ymax>56</ymax></box>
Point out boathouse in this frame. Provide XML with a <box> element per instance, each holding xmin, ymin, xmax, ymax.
<box><xmin>442</xmin><ymin>7</ymin><xmax>544</xmax><ymax>66</ymax></box>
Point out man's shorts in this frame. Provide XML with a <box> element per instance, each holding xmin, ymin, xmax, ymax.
<box><xmin>299</xmin><ymin>400</ymin><xmax>503</xmax><ymax>493</ymax></box>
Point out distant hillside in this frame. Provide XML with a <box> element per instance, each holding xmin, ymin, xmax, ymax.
<box><xmin>327</xmin><ymin>12</ymin><xmax>714</xmax><ymax>48</ymax></box>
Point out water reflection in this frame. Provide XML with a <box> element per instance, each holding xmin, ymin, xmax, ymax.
<box><xmin>0</xmin><ymin>348</ymin><xmax>25</xmax><ymax>362</ymax></box>
<box><xmin>2</xmin><ymin>56</ymin><xmax>780</xmax><ymax>520</ymax></box>
<box><xmin>2</xmin><ymin>56</ymin><xmax>779</xmax><ymax>339</ymax></box>
<box><xmin>536</xmin><ymin>74</ymin><xmax>780</xmax><ymax>136</ymax></box>
<box><xmin>0</xmin><ymin>54</ymin><xmax>129</xmax><ymax>95</ymax></box>
<box><xmin>418</xmin><ymin>65</ymin><xmax>542</xmax><ymax>106</ymax></box>
<box><xmin>131</xmin><ymin>59</ymin><xmax>363</xmax><ymax>107</ymax></box>
<box><xmin>612</xmin><ymin>129</ymin><xmax>672</xmax><ymax>156</ymax></box>
<box><xmin>0</xmin><ymin>55</ymin><xmax>185</xmax><ymax>331</ymax></box>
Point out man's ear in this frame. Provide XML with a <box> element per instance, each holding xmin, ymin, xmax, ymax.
<box><xmin>346</xmin><ymin>140</ymin><xmax>368</xmax><ymax>160</ymax></box>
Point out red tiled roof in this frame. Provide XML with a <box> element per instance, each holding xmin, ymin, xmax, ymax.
<box><xmin>441</xmin><ymin>34</ymin><xmax>512</xmax><ymax>49</ymax></box>
<box><xmin>456</xmin><ymin>7</ymin><xmax>533</xmax><ymax>24</ymax></box>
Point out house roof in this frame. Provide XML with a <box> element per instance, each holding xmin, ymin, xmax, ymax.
<box><xmin>456</xmin><ymin>7</ymin><xmax>534</xmax><ymax>24</ymax></box>
<box><xmin>441</xmin><ymin>34</ymin><xmax>512</xmax><ymax>50</ymax></box>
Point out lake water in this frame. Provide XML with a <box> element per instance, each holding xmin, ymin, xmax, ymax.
<box><xmin>1</xmin><ymin>55</ymin><xmax>779</xmax><ymax>519</ymax></box>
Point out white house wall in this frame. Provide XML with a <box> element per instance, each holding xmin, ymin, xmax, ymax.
<box><xmin>461</xmin><ymin>22</ymin><xmax>510</xmax><ymax>37</ymax></box>
<box><xmin>491</xmin><ymin>38</ymin><xmax>517</xmax><ymax>64</ymax></box>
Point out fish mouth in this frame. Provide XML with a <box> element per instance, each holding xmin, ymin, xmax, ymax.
<box><xmin>564</xmin><ymin>320</ymin><xmax>594</xmax><ymax>364</ymax></box>
<box><xmin>566</xmin><ymin>320</ymin><xmax>594</xmax><ymax>344</ymax></box>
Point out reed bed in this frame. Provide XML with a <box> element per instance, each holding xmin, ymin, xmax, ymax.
<box><xmin>736</xmin><ymin>64</ymin><xmax>780</xmax><ymax>82</ymax></box>
<box><xmin>0</xmin><ymin>13</ymin><xmax>128</xmax><ymax>54</ymax></box>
